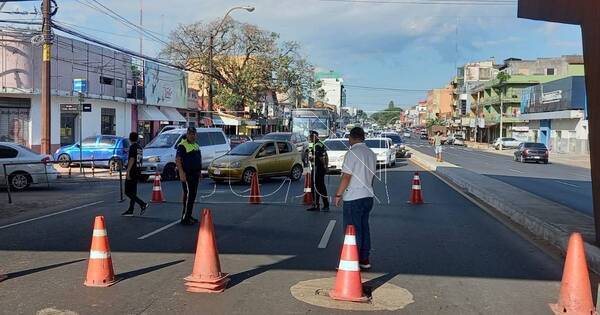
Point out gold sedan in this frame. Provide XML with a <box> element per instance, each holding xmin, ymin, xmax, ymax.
<box><xmin>208</xmin><ymin>140</ymin><xmax>305</xmax><ymax>184</ymax></box>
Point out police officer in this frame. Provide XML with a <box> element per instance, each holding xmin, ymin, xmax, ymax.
<box><xmin>176</xmin><ymin>127</ymin><xmax>202</xmax><ymax>225</ymax></box>
<box><xmin>307</xmin><ymin>130</ymin><xmax>330</xmax><ymax>212</ymax></box>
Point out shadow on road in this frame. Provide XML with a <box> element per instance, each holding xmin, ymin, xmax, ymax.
<box><xmin>119</xmin><ymin>259</ymin><xmax>186</xmax><ymax>282</ymax></box>
<box><xmin>4</xmin><ymin>258</ymin><xmax>86</xmax><ymax>280</ymax></box>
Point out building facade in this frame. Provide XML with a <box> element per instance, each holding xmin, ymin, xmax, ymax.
<box><xmin>315</xmin><ymin>70</ymin><xmax>346</xmax><ymax>114</ymax></box>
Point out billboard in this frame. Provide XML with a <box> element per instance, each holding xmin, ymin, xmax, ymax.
<box><xmin>521</xmin><ymin>76</ymin><xmax>587</xmax><ymax>118</ymax></box>
<box><xmin>144</xmin><ymin>61</ymin><xmax>188</xmax><ymax>108</ymax></box>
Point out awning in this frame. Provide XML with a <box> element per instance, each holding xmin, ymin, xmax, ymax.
<box><xmin>138</xmin><ymin>105</ymin><xmax>168</xmax><ymax>121</ymax></box>
<box><xmin>160</xmin><ymin>107</ymin><xmax>187</xmax><ymax>122</ymax></box>
<box><xmin>213</xmin><ymin>114</ymin><xmax>242</xmax><ymax>126</ymax></box>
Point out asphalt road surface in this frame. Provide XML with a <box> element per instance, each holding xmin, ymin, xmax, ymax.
<box><xmin>0</xmin><ymin>159</ymin><xmax>565</xmax><ymax>314</ymax></box>
<box><xmin>405</xmin><ymin>136</ymin><xmax>593</xmax><ymax>216</ymax></box>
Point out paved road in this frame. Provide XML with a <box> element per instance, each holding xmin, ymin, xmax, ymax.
<box><xmin>0</xmin><ymin>159</ymin><xmax>564</xmax><ymax>314</ymax></box>
<box><xmin>405</xmin><ymin>136</ymin><xmax>593</xmax><ymax>216</ymax></box>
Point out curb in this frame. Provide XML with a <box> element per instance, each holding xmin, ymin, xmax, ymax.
<box><xmin>406</xmin><ymin>145</ymin><xmax>600</xmax><ymax>274</ymax></box>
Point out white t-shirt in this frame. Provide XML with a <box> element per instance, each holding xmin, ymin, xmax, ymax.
<box><xmin>341</xmin><ymin>142</ymin><xmax>377</xmax><ymax>201</ymax></box>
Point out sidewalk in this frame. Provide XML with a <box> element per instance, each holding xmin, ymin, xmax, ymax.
<box><xmin>464</xmin><ymin>141</ymin><xmax>591</xmax><ymax>169</ymax></box>
<box><xmin>407</xmin><ymin>145</ymin><xmax>600</xmax><ymax>274</ymax></box>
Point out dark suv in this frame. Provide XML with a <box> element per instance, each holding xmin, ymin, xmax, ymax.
<box><xmin>514</xmin><ymin>142</ymin><xmax>549</xmax><ymax>164</ymax></box>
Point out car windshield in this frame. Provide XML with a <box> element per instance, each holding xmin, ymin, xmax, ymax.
<box><xmin>17</xmin><ymin>144</ymin><xmax>39</xmax><ymax>155</ymax></box>
<box><xmin>524</xmin><ymin>143</ymin><xmax>547</xmax><ymax>149</ymax></box>
<box><xmin>325</xmin><ymin>140</ymin><xmax>350</xmax><ymax>151</ymax></box>
<box><xmin>365</xmin><ymin>139</ymin><xmax>389</xmax><ymax>148</ymax></box>
<box><xmin>262</xmin><ymin>134</ymin><xmax>291</xmax><ymax>141</ymax></box>
<box><xmin>381</xmin><ymin>134</ymin><xmax>402</xmax><ymax>144</ymax></box>
<box><xmin>145</xmin><ymin>133</ymin><xmax>181</xmax><ymax>148</ymax></box>
<box><xmin>229</xmin><ymin>142</ymin><xmax>261</xmax><ymax>156</ymax></box>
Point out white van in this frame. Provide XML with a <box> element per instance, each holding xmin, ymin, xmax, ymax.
<box><xmin>140</xmin><ymin>128</ymin><xmax>230</xmax><ymax>181</ymax></box>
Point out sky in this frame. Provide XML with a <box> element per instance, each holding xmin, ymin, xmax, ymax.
<box><xmin>9</xmin><ymin>0</ymin><xmax>584</xmax><ymax>113</ymax></box>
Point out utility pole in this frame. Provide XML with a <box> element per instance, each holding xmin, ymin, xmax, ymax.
<box><xmin>40</xmin><ymin>0</ymin><xmax>52</xmax><ymax>154</ymax></box>
<box><xmin>499</xmin><ymin>86</ymin><xmax>504</xmax><ymax>150</ymax></box>
<box><xmin>139</xmin><ymin>0</ymin><xmax>143</xmax><ymax>55</ymax></box>
<box><xmin>208</xmin><ymin>34</ymin><xmax>213</xmax><ymax>115</ymax></box>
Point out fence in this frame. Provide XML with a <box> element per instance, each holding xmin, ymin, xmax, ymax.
<box><xmin>2</xmin><ymin>158</ymin><xmax>124</xmax><ymax>204</ymax></box>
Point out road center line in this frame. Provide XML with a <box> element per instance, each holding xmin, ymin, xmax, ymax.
<box><xmin>138</xmin><ymin>220</ymin><xmax>181</xmax><ymax>240</ymax></box>
<box><xmin>318</xmin><ymin>220</ymin><xmax>336</xmax><ymax>249</ymax></box>
<box><xmin>508</xmin><ymin>168</ymin><xmax>524</xmax><ymax>174</ymax></box>
<box><xmin>555</xmin><ymin>180</ymin><xmax>579</xmax><ymax>188</ymax></box>
<box><xmin>0</xmin><ymin>201</ymin><xmax>104</xmax><ymax>230</ymax></box>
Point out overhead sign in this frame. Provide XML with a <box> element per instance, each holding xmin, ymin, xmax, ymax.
<box><xmin>144</xmin><ymin>61</ymin><xmax>188</xmax><ymax>108</ymax></box>
<box><xmin>82</xmin><ymin>103</ymin><xmax>92</xmax><ymax>112</ymax></box>
<box><xmin>73</xmin><ymin>78</ymin><xmax>88</xmax><ymax>94</ymax></box>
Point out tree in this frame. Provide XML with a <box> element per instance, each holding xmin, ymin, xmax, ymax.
<box><xmin>493</xmin><ymin>71</ymin><xmax>511</xmax><ymax>149</ymax></box>
<box><xmin>371</xmin><ymin>107</ymin><xmax>403</xmax><ymax>126</ymax></box>
<box><xmin>162</xmin><ymin>18</ymin><xmax>316</xmax><ymax>111</ymax></box>
<box><xmin>388</xmin><ymin>100</ymin><xmax>395</xmax><ymax>109</ymax></box>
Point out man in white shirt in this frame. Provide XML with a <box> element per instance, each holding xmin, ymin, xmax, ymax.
<box><xmin>334</xmin><ymin>127</ymin><xmax>377</xmax><ymax>269</ymax></box>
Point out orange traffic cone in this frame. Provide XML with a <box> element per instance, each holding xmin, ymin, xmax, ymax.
<box><xmin>549</xmin><ymin>233</ymin><xmax>597</xmax><ymax>315</ymax></box>
<box><xmin>84</xmin><ymin>216</ymin><xmax>118</xmax><ymax>287</ymax></box>
<box><xmin>249</xmin><ymin>172</ymin><xmax>261</xmax><ymax>204</ymax></box>
<box><xmin>330</xmin><ymin>225</ymin><xmax>369</xmax><ymax>302</ymax></box>
<box><xmin>185</xmin><ymin>208</ymin><xmax>230</xmax><ymax>293</ymax></box>
<box><xmin>303</xmin><ymin>172</ymin><xmax>313</xmax><ymax>205</ymax></box>
<box><xmin>409</xmin><ymin>172</ymin><xmax>424</xmax><ymax>205</ymax></box>
<box><xmin>151</xmin><ymin>171</ymin><xmax>164</xmax><ymax>203</ymax></box>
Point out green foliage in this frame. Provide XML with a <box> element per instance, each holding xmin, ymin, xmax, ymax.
<box><xmin>426</xmin><ymin>118</ymin><xmax>444</xmax><ymax>128</ymax></box>
<box><xmin>370</xmin><ymin>107</ymin><xmax>402</xmax><ymax>126</ymax></box>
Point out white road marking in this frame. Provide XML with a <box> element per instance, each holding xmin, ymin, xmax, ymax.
<box><xmin>318</xmin><ymin>220</ymin><xmax>336</xmax><ymax>249</ymax></box>
<box><xmin>555</xmin><ymin>180</ymin><xmax>579</xmax><ymax>188</ymax></box>
<box><xmin>138</xmin><ymin>220</ymin><xmax>181</xmax><ymax>240</ymax></box>
<box><xmin>0</xmin><ymin>201</ymin><xmax>104</xmax><ymax>230</ymax></box>
<box><xmin>508</xmin><ymin>168</ymin><xmax>524</xmax><ymax>174</ymax></box>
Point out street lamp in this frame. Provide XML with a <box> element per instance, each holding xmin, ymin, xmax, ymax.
<box><xmin>208</xmin><ymin>6</ymin><xmax>255</xmax><ymax>118</ymax></box>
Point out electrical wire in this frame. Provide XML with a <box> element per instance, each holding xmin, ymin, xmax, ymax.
<box><xmin>320</xmin><ymin>0</ymin><xmax>516</xmax><ymax>5</ymax></box>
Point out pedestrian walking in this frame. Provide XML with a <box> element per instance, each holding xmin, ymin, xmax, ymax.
<box><xmin>176</xmin><ymin>127</ymin><xmax>202</xmax><ymax>225</ymax></box>
<box><xmin>122</xmin><ymin>132</ymin><xmax>148</xmax><ymax>216</ymax></box>
<box><xmin>434</xmin><ymin>131</ymin><xmax>443</xmax><ymax>162</ymax></box>
<box><xmin>334</xmin><ymin>127</ymin><xmax>376</xmax><ymax>270</ymax></box>
<box><xmin>307</xmin><ymin>130</ymin><xmax>330</xmax><ymax>212</ymax></box>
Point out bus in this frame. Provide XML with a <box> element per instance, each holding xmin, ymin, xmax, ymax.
<box><xmin>291</xmin><ymin>108</ymin><xmax>335</xmax><ymax>139</ymax></box>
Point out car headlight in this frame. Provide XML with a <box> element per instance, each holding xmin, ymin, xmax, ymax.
<box><xmin>400</xmin><ymin>144</ymin><xmax>405</xmax><ymax>149</ymax></box>
<box><xmin>378</xmin><ymin>152</ymin><xmax>386</xmax><ymax>157</ymax></box>
<box><xmin>230</xmin><ymin>161</ymin><xmax>241</xmax><ymax>168</ymax></box>
<box><xmin>147</xmin><ymin>156</ymin><xmax>160</xmax><ymax>163</ymax></box>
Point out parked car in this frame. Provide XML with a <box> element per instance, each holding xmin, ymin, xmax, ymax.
<box><xmin>1</xmin><ymin>142</ymin><xmax>58</xmax><ymax>191</ymax></box>
<box><xmin>365</xmin><ymin>138</ymin><xmax>396</xmax><ymax>167</ymax></box>
<box><xmin>208</xmin><ymin>140</ymin><xmax>304</xmax><ymax>184</ymax></box>
<box><xmin>228</xmin><ymin>135</ymin><xmax>252</xmax><ymax>148</ymax></box>
<box><xmin>514</xmin><ymin>142</ymin><xmax>549</xmax><ymax>164</ymax></box>
<box><xmin>54</xmin><ymin>135</ymin><xmax>129</xmax><ymax>170</ymax></box>
<box><xmin>323</xmin><ymin>139</ymin><xmax>350</xmax><ymax>172</ymax></box>
<box><xmin>419</xmin><ymin>132</ymin><xmax>429</xmax><ymax>140</ymax></box>
<box><xmin>403</xmin><ymin>131</ymin><xmax>411</xmax><ymax>138</ymax></box>
<box><xmin>380</xmin><ymin>132</ymin><xmax>407</xmax><ymax>158</ymax></box>
<box><xmin>447</xmin><ymin>134</ymin><xmax>465</xmax><ymax>146</ymax></box>
<box><xmin>140</xmin><ymin>128</ymin><xmax>230</xmax><ymax>181</ymax></box>
<box><xmin>262</xmin><ymin>132</ymin><xmax>309</xmax><ymax>163</ymax></box>
<box><xmin>494</xmin><ymin>137</ymin><xmax>521</xmax><ymax>150</ymax></box>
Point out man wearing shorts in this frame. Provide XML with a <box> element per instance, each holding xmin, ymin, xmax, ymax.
<box><xmin>434</xmin><ymin>131</ymin><xmax>443</xmax><ymax>162</ymax></box>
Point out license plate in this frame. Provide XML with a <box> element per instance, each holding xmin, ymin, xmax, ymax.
<box><xmin>213</xmin><ymin>169</ymin><xmax>221</xmax><ymax>175</ymax></box>
<box><xmin>534</xmin><ymin>156</ymin><xmax>540</xmax><ymax>159</ymax></box>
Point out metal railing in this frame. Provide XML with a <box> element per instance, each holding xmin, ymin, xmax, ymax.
<box><xmin>2</xmin><ymin>158</ymin><xmax>124</xmax><ymax>204</ymax></box>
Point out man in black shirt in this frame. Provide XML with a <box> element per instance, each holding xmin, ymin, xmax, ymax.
<box><xmin>307</xmin><ymin>130</ymin><xmax>330</xmax><ymax>212</ymax></box>
<box><xmin>122</xmin><ymin>132</ymin><xmax>148</xmax><ymax>216</ymax></box>
<box><xmin>176</xmin><ymin>127</ymin><xmax>202</xmax><ymax>225</ymax></box>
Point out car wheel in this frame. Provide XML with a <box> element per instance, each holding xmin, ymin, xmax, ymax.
<box><xmin>109</xmin><ymin>158</ymin><xmax>123</xmax><ymax>172</ymax></box>
<box><xmin>9</xmin><ymin>172</ymin><xmax>31</xmax><ymax>191</ymax></box>
<box><xmin>162</xmin><ymin>163</ymin><xmax>178</xmax><ymax>181</ymax></box>
<box><xmin>290</xmin><ymin>164</ymin><xmax>303</xmax><ymax>181</ymax></box>
<box><xmin>58</xmin><ymin>154</ymin><xmax>71</xmax><ymax>168</ymax></box>
<box><xmin>242</xmin><ymin>168</ymin><xmax>256</xmax><ymax>185</ymax></box>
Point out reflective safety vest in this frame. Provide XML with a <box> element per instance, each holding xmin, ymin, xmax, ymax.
<box><xmin>178</xmin><ymin>139</ymin><xmax>202</xmax><ymax>173</ymax></box>
<box><xmin>180</xmin><ymin>139</ymin><xmax>200</xmax><ymax>153</ymax></box>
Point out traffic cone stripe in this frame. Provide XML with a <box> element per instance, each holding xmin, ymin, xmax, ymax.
<box><xmin>92</xmin><ymin>229</ymin><xmax>107</xmax><ymax>237</ymax></box>
<box><xmin>304</xmin><ymin>188</ymin><xmax>312</xmax><ymax>192</ymax></box>
<box><xmin>89</xmin><ymin>250</ymin><xmax>111</xmax><ymax>259</ymax></box>
<box><xmin>338</xmin><ymin>260</ymin><xmax>360</xmax><ymax>271</ymax></box>
<box><xmin>343</xmin><ymin>235</ymin><xmax>356</xmax><ymax>245</ymax></box>
<box><xmin>412</xmin><ymin>185</ymin><xmax>421</xmax><ymax>190</ymax></box>
<box><xmin>414</xmin><ymin>175</ymin><xmax>419</xmax><ymax>180</ymax></box>
<box><xmin>153</xmin><ymin>186</ymin><xmax>161</xmax><ymax>191</ymax></box>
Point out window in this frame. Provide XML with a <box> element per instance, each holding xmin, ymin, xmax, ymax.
<box><xmin>100</xmin><ymin>76</ymin><xmax>114</xmax><ymax>85</ymax></box>
<box><xmin>208</xmin><ymin>132</ymin><xmax>226</xmax><ymax>145</ymax></box>
<box><xmin>277</xmin><ymin>142</ymin><xmax>292</xmax><ymax>153</ymax></box>
<box><xmin>99</xmin><ymin>136</ymin><xmax>117</xmax><ymax>147</ymax></box>
<box><xmin>546</xmin><ymin>68</ymin><xmax>555</xmax><ymax>75</ymax></box>
<box><xmin>257</xmin><ymin>142</ymin><xmax>276</xmax><ymax>158</ymax></box>
<box><xmin>0</xmin><ymin>98</ymin><xmax>31</xmax><ymax>146</ymax></box>
<box><xmin>101</xmin><ymin>108</ymin><xmax>116</xmax><ymax>135</ymax></box>
<box><xmin>479</xmin><ymin>68</ymin><xmax>492</xmax><ymax>80</ymax></box>
<box><xmin>197</xmin><ymin>133</ymin><xmax>211</xmax><ymax>147</ymax></box>
<box><xmin>115</xmin><ymin>79</ymin><xmax>123</xmax><ymax>88</ymax></box>
<box><xmin>0</xmin><ymin>145</ymin><xmax>18</xmax><ymax>158</ymax></box>
<box><xmin>81</xmin><ymin>137</ymin><xmax>97</xmax><ymax>147</ymax></box>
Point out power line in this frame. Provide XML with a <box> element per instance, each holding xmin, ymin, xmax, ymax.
<box><xmin>53</xmin><ymin>20</ymin><xmax>165</xmax><ymax>43</ymax></box>
<box><xmin>319</xmin><ymin>0</ymin><xmax>516</xmax><ymax>5</ymax></box>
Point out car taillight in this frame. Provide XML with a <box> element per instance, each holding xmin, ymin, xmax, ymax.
<box><xmin>523</xmin><ymin>149</ymin><xmax>529</xmax><ymax>156</ymax></box>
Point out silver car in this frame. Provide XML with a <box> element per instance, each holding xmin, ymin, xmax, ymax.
<box><xmin>140</xmin><ymin>128</ymin><xmax>231</xmax><ymax>181</ymax></box>
<box><xmin>0</xmin><ymin>142</ymin><xmax>58</xmax><ymax>190</ymax></box>
<box><xmin>494</xmin><ymin>137</ymin><xmax>521</xmax><ymax>150</ymax></box>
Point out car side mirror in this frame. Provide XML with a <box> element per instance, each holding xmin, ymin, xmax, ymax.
<box><xmin>75</xmin><ymin>143</ymin><xmax>80</xmax><ymax>147</ymax></box>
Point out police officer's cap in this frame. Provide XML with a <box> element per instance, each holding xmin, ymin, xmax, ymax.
<box><xmin>309</xmin><ymin>130</ymin><xmax>319</xmax><ymax>137</ymax></box>
<box><xmin>186</xmin><ymin>126</ymin><xmax>197</xmax><ymax>134</ymax></box>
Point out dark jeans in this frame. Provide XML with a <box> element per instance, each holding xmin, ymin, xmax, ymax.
<box><xmin>125</xmin><ymin>179</ymin><xmax>145</xmax><ymax>212</ymax></box>
<box><xmin>343</xmin><ymin>197</ymin><xmax>374</xmax><ymax>261</ymax></box>
<box><xmin>181</xmin><ymin>173</ymin><xmax>200</xmax><ymax>221</ymax></box>
<box><xmin>311</xmin><ymin>169</ymin><xmax>329</xmax><ymax>208</ymax></box>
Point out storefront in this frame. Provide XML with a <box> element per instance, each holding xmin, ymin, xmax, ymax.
<box><xmin>0</xmin><ymin>97</ymin><xmax>30</xmax><ymax>146</ymax></box>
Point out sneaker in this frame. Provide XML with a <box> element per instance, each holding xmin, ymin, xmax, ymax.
<box><xmin>140</xmin><ymin>203</ymin><xmax>149</xmax><ymax>216</ymax></box>
<box><xmin>189</xmin><ymin>217</ymin><xmax>198</xmax><ymax>223</ymax></box>
<box><xmin>306</xmin><ymin>207</ymin><xmax>319</xmax><ymax>212</ymax></box>
<box><xmin>359</xmin><ymin>259</ymin><xmax>371</xmax><ymax>270</ymax></box>
<box><xmin>321</xmin><ymin>206</ymin><xmax>330</xmax><ymax>212</ymax></box>
<box><xmin>121</xmin><ymin>210</ymin><xmax>134</xmax><ymax>217</ymax></box>
<box><xmin>180</xmin><ymin>219</ymin><xmax>194</xmax><ymax>225</ymax></box>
